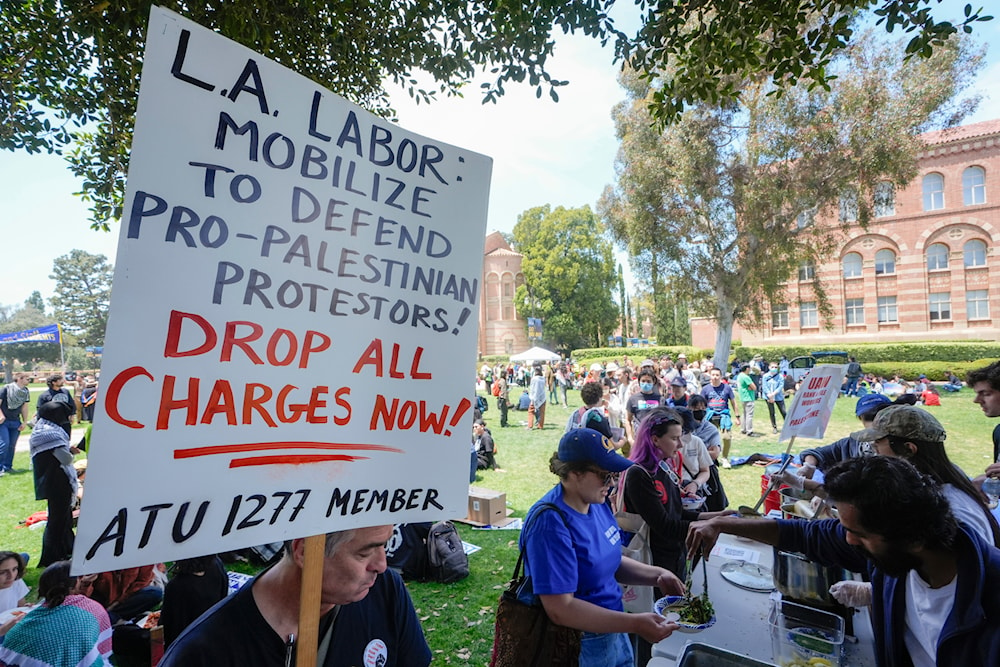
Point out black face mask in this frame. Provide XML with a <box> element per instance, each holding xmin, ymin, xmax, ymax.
<box><xmin>692</xmin><ymin>410</ymin><xmax>707</xmax><ymax>422</ymax></box>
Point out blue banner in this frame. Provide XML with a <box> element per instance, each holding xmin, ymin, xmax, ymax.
<box><xmin>527</xmin><ymin>317</ymin><xmax>542</xmax><ymax>338</ymax></box>
<box><xmin>0</xmin><ymin>324</ymin><xmax>61</xmax><ymax>345</ymax></box>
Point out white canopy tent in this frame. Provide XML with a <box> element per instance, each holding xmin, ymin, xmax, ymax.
<box><xmin>509</xmin><ymin>346</ymin><xmax>560</xmax><ymax>364</ymax></box>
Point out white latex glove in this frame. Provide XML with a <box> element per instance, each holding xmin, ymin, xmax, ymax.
<box><xmin>796</xmin><ymin>463</ymin><xmax>817</xmax><ymax>479</ymax></box>
<box><xmin>829</xmin><ymin>581</ymin><xmax>873</xmax><ymax>608</ymax></box>
<box><xmin>771</xmin><ymin>470</ymin><xmax>804</xmax><ymax>490</ymax></box>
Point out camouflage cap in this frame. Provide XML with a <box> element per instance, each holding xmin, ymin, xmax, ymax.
<box><xmin>851</xmin><ymin>404</ymin><xmax>946</xmax><ymax>444</ymax></box>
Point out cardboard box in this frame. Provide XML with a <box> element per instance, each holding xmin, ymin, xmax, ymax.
<box><xmin>467</xmin><ymin>487</ymin><xmax>507</xmax><ymax>526</ymax></box>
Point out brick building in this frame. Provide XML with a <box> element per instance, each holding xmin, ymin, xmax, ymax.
<box><xmin>478</xmin><ymin>232</ymin><xmax>530</xmax><ymax>356</ymax></box>
<box><xmin>691</xmin><ymin>118</ymin><xmax>1000</xmax><ymax>348</ymax></box>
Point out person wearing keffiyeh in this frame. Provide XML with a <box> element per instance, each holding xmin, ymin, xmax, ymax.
<box><xmin>30</xmin><ymin>402</ymin><xmax>80</xmax><ymax>567</ymax></box>
<box><xmin>0</xmin><ymin>373</ymin><xmax>30</xmax><ymax>474</ymax></box>
<box><xmin>0</xmin><ymin>561</ymin><xmax>112</xmax><ymax>667</ymax></box>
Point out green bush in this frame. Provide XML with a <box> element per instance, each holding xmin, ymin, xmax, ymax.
<box><xmin>573</xmin><ymin>345</ymin><xmax>715</xmax><ymax>368</ymax></box>
<box><xmin>864</xmin><ymin>360</ymin><xmax>996</xmax><ymax>382</ymax></box>
<box><xmin>733</xmin><ymin>342</ymin><xmax>1000</xmax><ymax>364</ymax></box>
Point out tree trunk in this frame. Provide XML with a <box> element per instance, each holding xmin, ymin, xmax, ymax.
<box><xmin>713</xmin><ymin>297</ymin><xmax>737</xmax><ymax>370</ymax></box>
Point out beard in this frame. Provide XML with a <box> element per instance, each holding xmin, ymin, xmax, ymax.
<box><xmin>855</xmin><ymin>543</ymin><xmax>923</xmax><ymax>578</ymax></box>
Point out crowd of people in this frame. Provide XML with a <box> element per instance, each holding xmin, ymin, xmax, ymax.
<box><xmin>511</xmin><ymin>357</ymin><xmax>1000</xmax><ymax>667</ymax></box>
<box><xmin>3</xmin><ymin>356</ymin><xmax>1000</xmax><ymax>666</ymax></box>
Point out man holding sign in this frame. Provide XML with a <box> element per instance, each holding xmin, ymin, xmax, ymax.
<box><xmin>161</xmin><ymin>526</ymin><xmax>430</xmax><ymax>666</ymax></box>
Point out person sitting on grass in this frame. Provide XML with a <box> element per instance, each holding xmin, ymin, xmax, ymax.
<box><xmin>920</xmin><ymin>384</ymin><xmax>941</xmax><ymax>406</ymax></box>
<box><xmin>0</xmin><ymin>560</ymin><xmax>112</xmax><ymax>666</ymax></box>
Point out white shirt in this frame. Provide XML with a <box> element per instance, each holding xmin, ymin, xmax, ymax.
<box><xmin>942</xmin><ymin>484</ymin><xmax>996</xmax><ymax>545</ymax></box>
<box><xmin>678</xmin><ymin>434</ymin><xmax>712</xmax><ymax>484</ymax></box>
<box><xmin>903</xmin><ymin>569</ymin><xmax>956</xmax><ymax>667</ymax></box>
<box><xmin>0</xmin><ymin>578</ymin><xmax>29</xmax><ymax>614</ymax></box>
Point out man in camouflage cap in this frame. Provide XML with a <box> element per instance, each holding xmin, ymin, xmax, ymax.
<box><xmin>851</xmin><ymin>404</ymin><xmax>946</xmax><ymax>446</ymax></box>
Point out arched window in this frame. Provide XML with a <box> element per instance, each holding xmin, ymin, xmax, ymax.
<box><xmin>922</xmin><ymin>173</ymin><xmax>945</xmax><ymax>211</ymax></box>
<box><xmin>842</xmin><ymin>252</ymin><xmax>863</xmax><ymax>278</ymax></box>
<box><xmin>875</xmin><ymin>249</ymin><xmax>896</xmax><ymax>275</ymax></box>
<box><xmin>926</xmin><ymin>243</ymin><xmax>949</xmax><ymax>271</ymax></box>
<box><xmin>874</xmin><ymin>182</ymin><xmax>895</xmax><ymax>217</ymax></box>
<box><xmin>964</xmin><ymin>239</ymin><xmax>987</xmax><ymax>268</ymax></box>
<box><xmin>486</xmin><ymin>273</ymin><xmax>500</xmax><ymax>299</ymax></box>
<box><xmin>963</xmin><ymin>166</ymin><xmax>986</xmax><ymax>206</ymax></box>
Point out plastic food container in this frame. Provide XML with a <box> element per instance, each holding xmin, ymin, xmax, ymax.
<box><xmin>676</xmin><ymin>642</ymin><xmax>779</xmax><ymax>666</ymax></box>
<box><xmin>769</xmin><ymin>599</ymin><xmax>845</xmax><ymax>667</ymax></box>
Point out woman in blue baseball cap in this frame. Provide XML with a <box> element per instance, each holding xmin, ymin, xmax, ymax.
<box><xmin>519</xmin><ymin>428</ymin><xmax>684</xmax><ymax>667</ymax></box>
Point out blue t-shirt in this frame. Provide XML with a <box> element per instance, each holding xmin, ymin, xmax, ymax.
<box><xmin>520</xmin><ymin>484</ymin><xmax>624</xmax><ymax>611</ymax></box>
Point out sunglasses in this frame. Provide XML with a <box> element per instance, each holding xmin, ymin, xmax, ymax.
<box><xmin>588</xmin><ymin>469</ymin><xmax>619</xmax><ymax>486</ymax></box>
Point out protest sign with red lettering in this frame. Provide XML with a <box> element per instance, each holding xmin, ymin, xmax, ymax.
<box><xmin>73</xmin><ymin>6</ymin><xmax>491</xmax><ymax>573</ymax></box>
<box><xmin>778</xmin><ymin>365</ymin><xmax>847</xmax><ymax>442</ymax></box>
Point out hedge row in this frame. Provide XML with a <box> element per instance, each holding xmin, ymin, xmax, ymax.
<box><xmin>569</xmin><ymin>342</ymin><xmax>1000</xmax><ymax>367</ymax></box>
<box><xmin>731</xmin><ymin>342</ymin><xmax>1000</xmax><ymax>364</ymax></box>
<box><xmin>863</xmin><ymin>359</ymin><xmax>998</xmax><ymax>382</ymax></box>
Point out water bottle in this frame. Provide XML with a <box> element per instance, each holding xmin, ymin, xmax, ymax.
<box><xmin>983</xmin><ymin>476</ymin><xmax>1000</xmax><ymax>510</ymax></box>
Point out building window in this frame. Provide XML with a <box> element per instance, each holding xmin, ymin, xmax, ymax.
<box><xmin>926</xmin><ymin>243</ymin><xmax>949</xmax><ymax>271</ymax></box>
<box><xmin>845</xmin><ymin>298</ymin><xmax>864</xmax><ymax>325</ymax></box>
<box><xmin>928</xmin><ymin>292</ymin><xmax>951</xmax><ymax>321</ymax></box>
<box><xmin>875</xmin><ymin>249</ymin><xmax>896</xmax><ymax>275</ymax></box>
<box><xmin>922</xmin><ymin>173</ymin><xmax>945</xmax><ymax>211</ymax></box>
<box><xmin>967</xmin><ymin>290</ymin><xmax>990</xmax><ymax>319</ymax></box>
<box><xmin>963</xmin><ymin>166</ymin><xmax>986</xmax><ymax>206</ymax></box>
<box><xmin>877</xmin><ymin>296</ymin><xmax>898</xmax><ymax>323</ymax></box>
<box><xmin>874</xmin><ymin>181</ymin><xmax>895</xmax><ymax>217</ymax></box>
<box><xmin>798</xmin><ymin>261</ymin><xmax>816</xmax><ymax>281</ymax></box>
<box><xmin>772</xmin><ymin>304</ymin><xmax>789</xmax><ymax>329</ymax></box>
<box><xmin>796</xmin><ymin>209</ymin><xmax>814</xmax><ymax>229</ymax></box>
<box><xmin>800</xmin><ymin>301</ymin><xmax>818</xmax><ymax>327</ymax></box>
<box><xmin>842</xmin><ymin>252</ymin><xmax>863</xmax><ymax>278</ymax></box>
<box><xmin>502</xmin><ymin>276</ymin><xmax>514</xmax><ymax>298</ymax></box>
<box><xmin>839</xmin><ymin>190</ymin><xmax>858</xmax><ymax>223</ymax></box>
<box><xmin>964</xmin><ymin>239</ymin><xmax>987</xmax><ymax>268</ymax></box>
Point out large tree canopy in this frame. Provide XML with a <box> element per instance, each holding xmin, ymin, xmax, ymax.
<box><xmin>512</xmin><ymin>205</ymin><xmax>618</xmax><ymax>352</ymax></box>
<box><xmin>1</xmin><ymin>0</ymin><xmax>990</xmax><ymax>228</ymax></box>
<box><xmin>49</xmin><ymin>249</ymin><xmax>114</xmax><ymax>348</ymax></box>
<box><xmin>600</xmin><ymin>31</ymin><xmax>983</xmax><ymax>367</ymax></box>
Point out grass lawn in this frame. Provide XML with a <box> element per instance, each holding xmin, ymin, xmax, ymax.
<box><xmin>0</xmin><ymin>386</ymin><xmax>994</xmax><ymax>664</ymax></box>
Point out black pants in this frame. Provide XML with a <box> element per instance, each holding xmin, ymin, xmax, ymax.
<box><xmin>41</xmin><ymin>480</ymin><xmax>75</xmax><ymax>567</ymax></box>
<box><xmin>766</xmin><ymin>400</ymin><xmax>787</xmax><ymax>428</ymax></box>
<box><xmin>497</xmin><ymin>397</ymin><xmax>508</xmax><ymax>426</ymax></box>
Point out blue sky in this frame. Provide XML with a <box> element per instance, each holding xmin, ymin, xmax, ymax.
<box><xmin>1</xmin><ymin>3</ymin><xmax>997</xmax><ymax>309</ymax></box>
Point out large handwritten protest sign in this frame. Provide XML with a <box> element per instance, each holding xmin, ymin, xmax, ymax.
<box><xmin>72</xmin><ymin>6</ymin><xmax>491</xmax><ymax>573</ymax></box>
<box><xmin>778</xmin><ymin>365</ymin><xmax>847</xmax><ymax>441</ymax></box>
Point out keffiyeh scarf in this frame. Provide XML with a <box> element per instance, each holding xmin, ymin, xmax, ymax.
<box><xmin>2</xmin><ymin>382</ymin><xmax>29</xmax><ymax>411</ymax></box>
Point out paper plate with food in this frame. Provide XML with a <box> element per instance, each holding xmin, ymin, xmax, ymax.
<box><xmin>653</xmin><ymin>594</ymin><xmax>716</xmax><ymax>632</ymax></box>
<box><xmin>0</xmin><ymin>606</ymin><xmax>32</xmax><ymax>626</ymax></box>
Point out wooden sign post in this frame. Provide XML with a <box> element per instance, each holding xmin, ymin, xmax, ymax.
<box><xmin>296</xmin><ymin>534</ymin><xmax>327</xmax><ymax>667</ymax></box>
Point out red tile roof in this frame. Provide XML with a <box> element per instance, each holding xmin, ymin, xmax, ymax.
<box><xmin>921</xmin><ymin>118</ymin><xmax>1000</xmax><ymax>145</ymax></box>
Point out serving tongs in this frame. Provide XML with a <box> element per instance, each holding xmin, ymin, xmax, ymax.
<box><xmin>738</xmin><ymin>436</ymin><xmax>797</xmax><ymax>517</ymax></box>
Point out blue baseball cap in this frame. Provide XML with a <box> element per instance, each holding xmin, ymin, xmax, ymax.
<box><xmin>855</xmin><ymin>393</ymin><xmax>891</xmax><ymax>417</ymax></box>
<box><xmin>558</xmin><ymin>428</ymin><xmax>633</xmax><ymax>472</ymax></box>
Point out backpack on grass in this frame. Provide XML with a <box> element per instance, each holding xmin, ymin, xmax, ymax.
<box><xmin>386</xmin><ymin>521</ymin><xmax>469</xmax><ymax>583</ymax></box>
<box><xmin>427</xmin><ymin>520</ymin><xmax>470</xmax><ymax>583</ymax></box>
